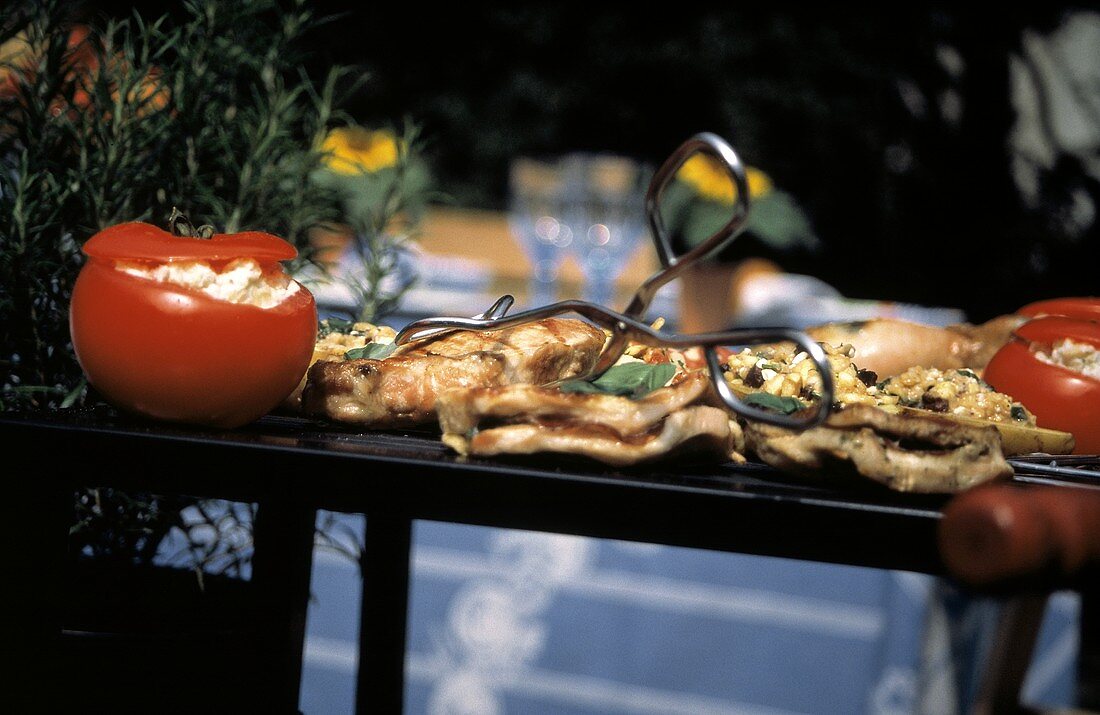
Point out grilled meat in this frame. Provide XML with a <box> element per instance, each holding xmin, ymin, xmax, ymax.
<box><xmin>437</xmin><ymin>372</ymin><xmax>744</xmax><ymax>467</ymax></box>
<box><xmin>302</xmin><ymin>318</ymin><xmax>606</xmax><ymax>428</ymax></box>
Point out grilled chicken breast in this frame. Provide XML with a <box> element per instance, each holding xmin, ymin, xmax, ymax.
<box><xmin>302</xmin><ymin>318</ymin><xmax>606</xmax><ymax>428</ymax></box>
<box><xmin>437</xmin><ymin>371</ymin><xmax>744</xmax><ymax>467</ymax></box>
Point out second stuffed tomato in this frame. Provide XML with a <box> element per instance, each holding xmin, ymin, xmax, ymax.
<box><xmin>984</xmin><ymin>312</ymin><xmax>1100</xmax><ymax>454</ymax></box>
<box><xmin>70</xmin><ymin>220</ymin><xmax>317</xmax><ymax>428</ymax></box>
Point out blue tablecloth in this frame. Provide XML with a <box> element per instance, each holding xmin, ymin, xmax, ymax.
<box><xmin>296</xmin><ymin>514</ymin><xmax>1079</xmax><ymax>715</ymax></box>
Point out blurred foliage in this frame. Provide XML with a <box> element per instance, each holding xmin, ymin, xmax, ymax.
<box><xmin>659</xmin><ymin>156</ymin><xmax>820</xmax><ymax>261</ymax></box>
<box><xmin>310</xmin><ymin>123</ymin><xmax>434</xmax><ymax>321</ymax></box>
<box><xmin>300</xmin><ymin>5</ymin><xmax>1098</xmax><ymax>320</ymax></box>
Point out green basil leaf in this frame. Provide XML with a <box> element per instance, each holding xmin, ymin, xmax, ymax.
<box><xmin>345</xmin><ymin>342</ymin><xmax>396</xmax><ymax>360</ymax></box>
<box><xmin>556</xmin><ymin>379</ymin><xmax>605</xmax><ymax>394</ymax></box>
<box><xmin>559</xmin><ymin>362</ymin><xmax>677</xmax><ymax>398</ymax></box>
<box><xmin>741</xmin><ymin>392</ymin><xmax>807</xmax><ymax>415</ymax></box>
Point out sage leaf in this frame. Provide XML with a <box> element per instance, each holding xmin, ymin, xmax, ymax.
<box><xmin>345</xmin><ymin>342</ymin><xmax>396</xmax><ymax>360</ymax></box>
<box><xmin>559</xmin><ymin>362</ymin><xmax>677</xmax><ymax>399</ymax></box>
<box><xmin>742</xmin><ymin>392</ymin><xmax>807</xmax><ymax>415</ymax></box>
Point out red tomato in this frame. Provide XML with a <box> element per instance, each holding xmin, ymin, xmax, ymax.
<box><xmin>984</xmin><ymin>316</ymin><xmax>1100</xmax><ymax>454</ymax></box>
<box><xmin>1015</xmin><ymin>316</ymin><xmax>1100</xmax><ymax>346</ymax></box>
<box><xmin>83</xmin><ymin>221</ymin><xmax>298</xmax><ymax>263</ymax></box>
<box><xmin>70</xmin><ymin>221</ymin><xmax>317</xmax><ymax>428</ymax></box>
<box><xmin>1018</xmin><ymin>296</ymin><xmax>1100</xmax><ymax>322</ymax></box>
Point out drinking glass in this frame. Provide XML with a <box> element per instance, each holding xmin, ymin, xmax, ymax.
<box><xmin>508</xmin><ymin>158</ymin><xmax>577</xmax><ymax>307</ymax></box>
<box><xmin>561</xmin><ymin>154</ymin><xmax>649</xmax><ymax>308</ymax></box>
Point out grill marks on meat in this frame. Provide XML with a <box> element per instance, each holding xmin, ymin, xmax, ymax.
<box><xmin>303</xmin><ymin>352</ymin><xmax>507</xmax><ymax>428</ymax></box>
<box><xmin>302</xmin><ymin>318</ymin><xmax>605</xmax><ymax>428</ymax></box>
<box><xmin>742</xmin><ymin>405</ymin><xmax>1012</xmax><ymax>493</ymax></box>
<box><xmin>393</xmin><ymin>318</ymin><xmax>605</xmax><ymax>385</ymax></box>
<box><xmin>438</xmin><ymin>371</ymin><xmax>712</xmax><ymax>437</ymax></box>
<box><xmin>437</xmin><ymin>372</ymin><xmax>744</xmax><ymax>467</ymax></box>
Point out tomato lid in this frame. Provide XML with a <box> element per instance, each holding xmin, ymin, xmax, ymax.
<box><xmin>1016</xmin><ymin>315</ymin><xmax>1100</xmax><ymax>349</ymax></box>
<box><xmin>1018</xmin><ymin>296</ymin><xmax>1100</xmax><ymax>322</ymax></box>
<box><xmin>82</xmin><ymin>222</ymin><xmax>298</xmax><ymax>262</ymax></box>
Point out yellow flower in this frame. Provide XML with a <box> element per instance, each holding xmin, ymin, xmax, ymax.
<box><xmin>676</xmin><ymin>154</ymin><xmax>773</xmax><ymax>204</ymax></box>
<box><xmin>321</xmin><ymin>127</ymin><xmax>400</xmax><ymax>175</ymax></box>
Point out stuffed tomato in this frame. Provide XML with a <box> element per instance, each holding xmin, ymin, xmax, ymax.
<box><xmin>984</xmin><ymin>311</ymin><xmax>1100</xmax><ymax>454</ymax></box>
<box><xmin>70</xmin><ymin>217</ymin><xmax>317</xmax><ymax>428</ymax></box>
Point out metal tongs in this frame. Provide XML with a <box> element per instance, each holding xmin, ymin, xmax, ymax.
<box><xmin>395</xmin><ymin>133</ymin><xmax>835</xmax><ymax>429</ymax></box>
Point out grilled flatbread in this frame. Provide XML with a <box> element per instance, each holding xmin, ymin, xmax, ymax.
<box><xmin>742</xmin><ymin>405</ymin><xmax>1012</xmax><ymax>493</ymax></box>
<box><xmin>722</xmin><ymin>340</ymin><xmax>1073</xmax><ymax>458</ymax></box>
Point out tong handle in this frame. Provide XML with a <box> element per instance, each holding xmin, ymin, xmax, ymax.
<box><xmin>597</xmin><ymin>133</ymin><xmax>751</xmax><ymax>377</ymax></box>
<box><xmin>624</xmin><ymin>132</ymin><xmax>751</xmax><ymax>319</ymax></box>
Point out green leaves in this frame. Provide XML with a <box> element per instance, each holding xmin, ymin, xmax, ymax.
<box><xmin>344</xmin><ymin>342</ymin><xmax>396</xmax><ymax>360</ymax></box>
<box><xmin>558</xmin><ymin>362</ymin><xmax>677</xmax><ymax>399</ymax></box>
<box><xmin>659</xmin><ymin>179</ymin><xmax>821</xmax><ymax>257</ymax></box>
<box><xmin>322</xmin><ymin>119</ymin><xmax>430</xmax><ymax>323</ymax></box>
<box><xmin>741</xmin><ymin>392</ymin><xmax>807</xmax><ymax>415</ymax></box>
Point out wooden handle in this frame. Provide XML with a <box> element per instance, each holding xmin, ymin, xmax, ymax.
<box><xmin>938</xmin><ymin>483</ymin><xmax>1100</xmax><ymax>587</ymax></box>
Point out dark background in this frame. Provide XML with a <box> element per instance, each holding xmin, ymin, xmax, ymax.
<box><xmin>101</xmin><ymin>4</ymin><xmax>1100</xmax><ymax>321</ymax></box>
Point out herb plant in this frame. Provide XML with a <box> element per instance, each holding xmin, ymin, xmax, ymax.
<box><xmin>1</xmin><ymin>0</ymin><xmax>420</xmax><ymax>576</ymax></box>
<box><xmin>0</xmin><ymin>0</ymin><xmax>353</xmax><ymax>408</ymax></box>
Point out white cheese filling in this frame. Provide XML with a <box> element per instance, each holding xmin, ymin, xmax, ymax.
<box><xmin>117</xmin><ymin>258</ymin><xmax>299</xmax><ymax>309</ymax></box>
<box><xmin>1035</xmin><ymin>338</ymin><xmax>1100</xmax><ymax>380</ymax></box>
